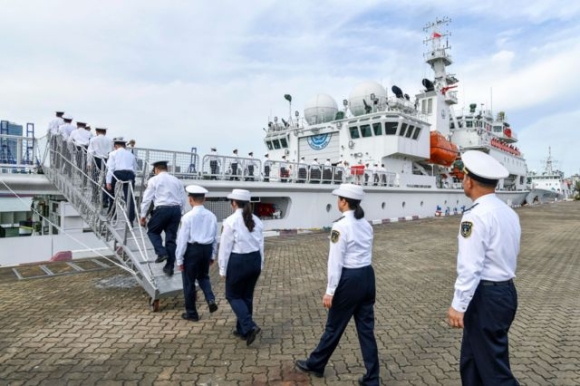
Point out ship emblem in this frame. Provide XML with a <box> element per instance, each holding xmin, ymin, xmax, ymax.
<box><xmin>460</xmin><ymin>221</ymin><xmax>473</xmax><ymax>238</ymax></box>
<box><xmin>307</xmin><ymin>134</ymin><xmax>332</xmax><ymax>150</ymax></box>
<box><xmin>330</xmin><ymin>230</ymin><xmax>340</xmax><ymax>243</ymax></box>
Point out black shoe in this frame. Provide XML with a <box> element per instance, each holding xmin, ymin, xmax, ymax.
<box><xmin>232</xmin><ymin>330</ymin><xmax>245</xmax><ymax>339</ymax></box>
<box><xmin>246</xmin><ymin>326</ymin><xmax>261</xmax><ymax>346</ymax></box>
<box><xmin>208</xmin><ymin>300</ymin><xmax>218</xmax><ymax>313</ymax></box>
<box><xmin>181</xmin><ymin>313</ymin><xmax>199</xmax><ymax>322</ymax></box>
<box><xmin>295</xmin><ymin>359</ymin><xmax>323</xmax><ymax>378</ymax></box>
<box><xmin>155</xmin><ymin>255</ymin><xmax>168</xmax><ymax>263</ymax></box>
<box><xmin>163</xmin><ymin>266</ymin><xmax>174</xmax><ymax>276</ymax></box>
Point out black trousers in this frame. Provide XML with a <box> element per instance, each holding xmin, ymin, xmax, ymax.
<box><xmin>264</xmin><ymin>166</ymin><xmax>270</xmax><ymax>182</ymax></box>
<box><xmin>210</xmin><ymin>160</ymin><xmax>219</xmax><ymax>180</ymax></box>
<box><xmin>306</xmin><ymin>265</ymin><xmax>380</xmax><ymax>385</ymax></box>
<box><xmin>461</xmin><ymin>280</ymin><xmax>519</xmax><ymax>386</ymax></box>
<box><xmin>111</xmin><ymin>170</ymin><xmax>136</xmax><ymax>223</ymax></box>
<box><xmin>230</xmin><ymin>163</ymin><xmax>238</xmax><ymax>180</ymax></box>
<box><xmin>181</xmin><ymin>243</ymin><xmax>215</xmax><ymax>318</ymax></box>
<box><xmin>147</xmin><ymin>206</ymin><xmax>181</xmax><ymax>270</ymax></box>
<box><xmin>246</xmin><ymin>165</ymin><xmax>254</xmax><ymax>181</ymax></box>
<box><xmin>93</xmin><ymin>157</ymin><xmax>109</xmax><ymax>206</ymax></box>
<box><xmin>225</xmin><ymin>251</ymin><xmax>261</xmax><ymax>336</ymax></box>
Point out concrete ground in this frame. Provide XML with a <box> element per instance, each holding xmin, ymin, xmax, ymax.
<box><xmin>0</xmin><ymin>201</ymin><xmax>578</xmax><ymax>385</ymax></box>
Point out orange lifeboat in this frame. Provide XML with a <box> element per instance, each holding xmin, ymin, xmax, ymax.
<box><xmin>428</xmin><ymin>131</ymin><xmax>459</xmax><ymax>166</ymax></box>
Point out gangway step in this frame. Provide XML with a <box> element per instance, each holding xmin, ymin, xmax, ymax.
<box><xmin>9</xmin><ymin>258</ymin><xmax>113</xmax><ymax>280</ymax></box>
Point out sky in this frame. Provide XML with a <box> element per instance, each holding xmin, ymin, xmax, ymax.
<box><xmin>1</xmin><ymin>0</ymin><xmax>579</xmax><ymax>176</ymax></box>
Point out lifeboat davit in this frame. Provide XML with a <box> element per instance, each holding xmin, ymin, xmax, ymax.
<box><xmin>428</xmin><ymin>131</ymin><xmax>459</xmax><ymax>166</ymax></box>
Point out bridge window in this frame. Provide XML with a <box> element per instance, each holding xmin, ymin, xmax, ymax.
<box><xmin>412</xmin><ymin>127</ymin><xmax>422</xmax><ymax>140</ymax></box>
<box><xmin>280</xmin><ymin>137</ymin><xmax>288</xmax><ymax>148</ymax></box>
<box><xmin>385</xmin><ymin>122</ymin><xmax>398</xmax><ymax>135</ymax></box>
<box><xmin>466</xmin><ymin>121</ymin><xmax>473</xmax><ymax>128</ymax></box>
<box><xmin>361</xmin><ymin>124</ymin><xmax>372</xmax><ymax>138</ymax></box>
<box><xmin>405</xmin><ymin>125</ymin><xmax>414</xmax><ymax>138</ymax></box>
<box><xmin>399</xmin><ymin>123</ymin><xmax>408</xmax><ymax>137</ymax></box>
<box><xmin>273</xmin><ymin>139</ymin><xmax>281</xmax><ymax>149</ymax></box>
<box><xmin>266</xmin><ymin>141</ymin><xmax>273</xmax><ymax>150</ymax></box>
<box><xmin>372</xmin><ymin>122</ymin><xmax>382</xmax><ymax>135</ymax></box>
<box><xmin>349</xmin><ymin>126</ymin><xmax>360</xmax><ymax>139</ymax></box>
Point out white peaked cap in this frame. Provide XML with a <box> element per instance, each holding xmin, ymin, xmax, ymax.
<box><xmin>462</xmin><ymin>150</ymin><xmax>509</xmax><ymax>180</ymax></box>
<box><xmin>332</xmin><ymin>183</ymin><xmax>365</xmax><ymax>200</ymax></box>
<box><xmin>227</xmin><ymin>189</ymin><xmax>251</xmax><ymax>201</ymax></box>
<box><xmin>185</xmin><ymin>184</ymin><xmax>208</xmax><ymax>194</ymax></box>
<box><xmin>63</xmin><ymin>114</ymin><xmax>73</xmax><ymax>120</ymax></box>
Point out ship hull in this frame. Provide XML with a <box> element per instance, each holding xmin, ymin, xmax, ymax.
<box><xmin>526</xmin><ymin>188</ymin><xmax>565</xmax><ymax>204</ymax></box>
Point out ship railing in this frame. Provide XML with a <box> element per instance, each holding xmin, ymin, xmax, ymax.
<box><xmin>43</xmin><ymin>135</ymin><xmax>159</xmax><ymax>294</ymax></box>
<box><xmin>0</xmin><ymin>134</ymin><xmax>42</xmax><ymax>174</ymax></box>
<box><xmin>200</xmin><ymin>155</ymin><xmax>262</xmax><ymax>182</ymax></box>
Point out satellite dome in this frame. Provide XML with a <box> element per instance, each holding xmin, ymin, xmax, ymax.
<box><xmin>304</xmin><ymin>93</ymin><xmax>338</xmax><ymax>125</ymax></box>
<box><xmin>349</xmin><ymin>81</ymin><xmax>387</xmax><ymax>117</ymax></box>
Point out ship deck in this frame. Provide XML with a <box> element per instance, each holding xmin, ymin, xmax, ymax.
<box><xmin>0</xmin><ymin>201</ymin><xmax>579</xmax><ymax>385</ymax></box>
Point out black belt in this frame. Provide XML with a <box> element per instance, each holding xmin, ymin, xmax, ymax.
<box><xmin>155</xmin><ymin>205</ymin><xmax>180</xmax><ymax>209</ymax></box>
<box><xmin>188</xmin><ymin>242</ymin><xmax>212</xmax><ymax>246</ymax></box>
<box><xmin>480</xmin><ymin>279</ymin><xmax>513</xmax><ymax>286</ymax></box>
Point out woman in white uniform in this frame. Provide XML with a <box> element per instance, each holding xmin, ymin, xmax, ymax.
<box><xmin>218</xmin><ymin>189</ymin><xmax>264</xmax><ymax>346</ymax></box>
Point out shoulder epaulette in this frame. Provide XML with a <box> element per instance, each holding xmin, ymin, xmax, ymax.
<box><xmin>462</xmin><ymin>203</ymin><xmax>479</xmax><ymax>214</ymax></box>
<box><xmin>333</xmin><ymin>216</ymin><xmax>344</xmax><ymax>223</ymax></box>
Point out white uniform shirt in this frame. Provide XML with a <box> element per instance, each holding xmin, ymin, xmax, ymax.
<box><xmin>326</xmin><ymin>210</ymin><xmax>373</xmax><ymax>295</ymax></box>
<box><xmin>139</xmin><ymin>172</ymin><xmax>187</xmax><ymax>215</ymax></box>
<box><xmin>105</xmin><ymin>148</ymin><xmax>137</xmax><ymax>183</ymax></box>
<box><xmin>310</xmin><ymin>160</ymin><xmax>320</xmax><ymax>170</ymax></box>
<box><xmin>218</xmin><ymin>208</ymin><xmax>264</xmax><ymax>276</ymax></box>
<box><xmin>209</xmin><ymin>150</ymin><xmax>220</xmax><ymax>164</ymax></box>
<box><xmin>175</xmin><ymin>205</ymin><xmax>219</xmax><ymax>266</ymax></box>
<box><xmin>58</xmin><ymin>123</ymin><xmax>76</xmax><ymax>140</ymax></box>
<box><xmin>451</xmin><ymin>193</ymin><xmax>521</xmax><ymax>312</ymax></box>
<box><xmin>68</xmin><ymin>128</ymin><xmax>92</xmax><ymax>146</ymax></box>
<box><xmin>324</xmin><ymin>160</ymin><xmax>332</xmax><ymax>170</ymax></box>
<box><xmin>47</xmin><ymin>117</ymin><xmax>64</xmax><ymax>135</ymax></box>
<box><xmin>87</xmin><ymin>135</ymin><xmax>113</xmax><ymax>164</ymax></box>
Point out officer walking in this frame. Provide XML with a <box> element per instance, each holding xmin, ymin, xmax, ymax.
<box><xmin>295</xmin><ymin>183</ymin><xmax>380</xmax><ymax>385</ymax></box>
<box><xmin>246</xmin><ymin>152</ymin><xmax>256</xmax><ymax>181</ymax></box>
<box><xmin>47</xmin><ymin>111</ymin><xmax>64</xmax><ymax>166</ymax></box>
<box><xmin>447</xmin><ymin>150</ymin><xmax>521</xmax><ymax>385</ymax></box>
<box><xmin>218</xmin><ymin>189</ymin><xmax>264</xmax><ymax>346</ymax></box>
<box><xmin>230</xmin><ymin>149</ymin><xmax>239</xmax><ymax>180</ymax></box>
<box><xmin>106</xmin><ymin>138</ymin><xmax>138</xmax><ymax>224</ymax></box>
<box><xmin>176</xmin><ymin>185</ymin><xmax>219</xmax><ymax>321</ymax></box>
<box><xmin>87</xmin><ymin>127</ymin><xmax>113</xmax><ymax>207</ymax></box>
<box><xmin>139</xmin><ymin>160</ymin><xmax>187</xmax><ymax>277</ymax></box>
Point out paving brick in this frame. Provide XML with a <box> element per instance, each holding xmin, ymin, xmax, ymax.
<box><xmin>0</xmin><ymin>202</ymin><xmax>579</xmax><ymax>384</ymax></box>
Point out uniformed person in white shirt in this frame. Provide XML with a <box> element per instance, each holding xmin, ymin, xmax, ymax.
<box><xmin>87</xmin><ymin>127</ymin><xmax>113</xmax><ymax>207</ymax></box>
<box><xmin>322</xmin><ymin>158</ymin><xmax>332</xmax><ymax>184</ymax></box>
<box><xmin>175</xmin><ymin>184</ymin><xmax>219</xmax><ymax>321</ymax></box>
<box><xmin>47</xmin><ymin>111</ymin><xmax>64</xmax><ymax>166</ymax></box>
<box><xmin>447</xmin><ymin>150</ymin><xmax>521</xmax><ymax>386</ymax></box>
<box><xmin>106</xmin><ymin>138</ymin><xmax>138</xmax><ymax>224</ymax></box>
<box><xmin>139</xmin><ymin>160</ymin><xmax>187</xmax><ymax>276</ymax></box>
<box><xmin>245</xmin><ymin>152</ymin><xmax>256</xmax><ymax>181</ymax></box>
<box><xmin>279</xmin><ymin>155</ymin><xmax>289</xmax><ymax>183</ymax></box>
<box><xmin>68</xmin><ymin>122</ymin><xmax>92</xmax><ymax>178</ymax></box>
<box><xmin>218</xmin><ymin>189</ymin><xmax>264</xmax><ymax>346</ymax></box>
<box><xmin>309</xmin><ymin>158</ymin><xmax>321</xmax><ymax>183</ymax></box>
<box><xmin>230</xmin><ymin>149</ymin><xmax>240</xmax><ymax>180</ymax></box>
<box><xmin>208</xmin><ymin>147</ymin><xmax>220</xmax><ymax>180</ymax></box>
<box><xmin>263</xmin><ymin>153</ymin><xmax>272</xmax><ymax>182</ymax></box>
<box><xmin>296</xmin><ymin>184</ymin><xmax>380</xmax><ymax>385</ymax></box>
<box><xmin>297</xmin><ymin>156</ymin><xmax>307</xmax><ymax>183</ymax></box>
<box><xmin>57</xmin><ymin>115</ymin><xmax>76</xmax><ymax>174</ymax></box>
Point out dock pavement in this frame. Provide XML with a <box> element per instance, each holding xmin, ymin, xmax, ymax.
<box><xmin>0</xmin><ymin>201</ymin><xmax>579</xmax><ymax>385</ymax></box>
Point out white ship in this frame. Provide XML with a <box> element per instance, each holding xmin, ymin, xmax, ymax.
<box><xmin>0</xmin><ymin>18</ymin><xmax>529</xmax><ymax>277</ymax></box>
<box><xmin>526</xmin><ymin>147</ymin><xmax>569</xmax><ymax>203</ymax></box>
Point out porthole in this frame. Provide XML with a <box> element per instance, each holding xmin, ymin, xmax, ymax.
<box><xmin>381</xmin><ymin>202</ymin><xmax>385</xmax><ymax>209</ymax></box>
<box><xmin>420</xmin><ymin>201</ymin><xmax>424</xmax><ymax>206</ymax></box>
<box><xmin>326</xmin><ymin>204</ymin><xmax>332</xmax><ymax>212</ymax></box>
<box><xmin>402</xmin><ymin>201</ymin><xmax>406</xmax><ymax>208</ymax></box>
<box><xmin>444</xmin><ymin>200</ymin><xmax>447</xmax><ymax>204</ymax></box>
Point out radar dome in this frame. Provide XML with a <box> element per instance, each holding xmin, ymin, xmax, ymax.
<box><xmin>349</xmin><ymin>81</ymin><xmax>387</xmax><ymax>117</ymax></box>
<box><xmin>304</xmin><ymin>94</ymin><xmax>338</xmax><ymax>125</ymax></box>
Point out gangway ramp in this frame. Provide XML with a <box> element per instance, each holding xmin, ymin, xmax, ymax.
<box><xmin>42</xmin><ymin>135</ymin><xmax>193</xmax><ymax>311</ymax></box>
